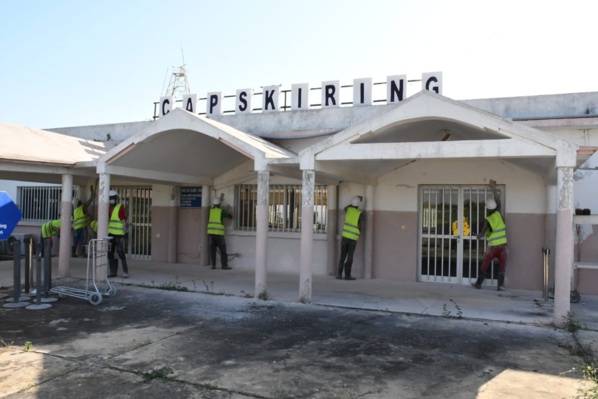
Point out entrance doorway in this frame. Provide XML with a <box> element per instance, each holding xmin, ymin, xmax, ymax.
<box><xmin>112</xmin><ymin>186</ymin><xmax>152</xmax><ymax>260</ymax></box>
<box><xmin>418</xmin><ymin>185</ymin><xmax>504</xmax><ymax>285</ymax></box>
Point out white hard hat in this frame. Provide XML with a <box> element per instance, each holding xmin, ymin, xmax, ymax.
<box><xmin>109</xmin><ymin>190</ymin><xmax>118</xmax><ymax>197</ymax></box>
<box><xmin>72</xmin><ymin>197</ymin><xmax>80</xmax><ymax>208</ymax></box>
<box><xmin>351</xmin><ymin>196</ymin><xmax>361</xmax><ymax>207</ymax></box>
<box><xmin>213</xmin><ymin>198</ymin><xmax>221</xmax><ymax>205</ymax></box>
<box><xmin>485</xmin><ymin>198</ymin><xmax>497</xmax><ymax>210</ymax></box>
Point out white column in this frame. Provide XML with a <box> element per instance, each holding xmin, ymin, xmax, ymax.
<box><xmin>554</xmin><ymin>166</ymin><xmax>574</xmax><ymax>326</ymax></box>
<box><xmin>363</xmin><ymin>185</ymin><xmax>375</xmax><ymax>279</ymax></box>
<box><xmin>167</xmin><ymin>186</ymin><xmax>178</xmax><ymax>263</ymax></box>
<box><xmin>199</xmin><ymin>185</ymin><xmax>210</xmax><ymax>266</ymax></box>
<box><xmin>96</xmin><ymin>173</ymin><xmax>110</xmax><ymax>279</ymax></box>
<box><xmin>255</xmin><ymin>171</ymin><xmax>270</xmax><ymax>298</ymax></box>
<box><xmin>299</xmin><ymin>170</ymin><xmax>315</xmax><ymax>303</ymax></box>
<box><xmin>326</xmin><ymin>185</ymin><xmax>337</xmax><ymax>276</ymax></box>
<box><xmin>58</xmin><ymin>174</ymin><xmax>73</xmax><ymax>276</ymax></box>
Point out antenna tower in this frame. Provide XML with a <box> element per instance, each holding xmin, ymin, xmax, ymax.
<box><xmin>163</xmin><ymin>50</ymin><xmax>190</xmax><ymax>100</ymax></box>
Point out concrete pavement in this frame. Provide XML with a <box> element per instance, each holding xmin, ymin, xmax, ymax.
<box><xmin>1</xmin><ymin>256</ymin><xmax>598</xmax><ymax>398</ymax></box>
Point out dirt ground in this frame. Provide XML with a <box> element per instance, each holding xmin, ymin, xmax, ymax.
<box><xmin>0</xmin><ymin>281</ymin><xmax>593</xmax><ymax>399</ymax></box>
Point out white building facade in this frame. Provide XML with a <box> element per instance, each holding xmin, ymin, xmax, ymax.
<box><xmin>3</xmin><ymin>76</ymin><xmax>598</xmax><ymax>326</ymax></box>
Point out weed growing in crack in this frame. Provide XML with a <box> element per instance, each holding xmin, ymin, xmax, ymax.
<box><xmin>142</xmin><ymin>366</ymin><xmax>174</xmax><ymax>383</ymax></box>
<box><xmin>258</xmin><ymin>290</ymin><xmax>269</xmax><ymax>301</ymax></box>
<box><xmin>442</xmin><ymin>299</ymin><xmax>463</xmax><ymax>319</ymax></box>
<box><xmin>24</xmin><ymin>341</ymin><xmax>32</xmax><ymax>352</ymax></box>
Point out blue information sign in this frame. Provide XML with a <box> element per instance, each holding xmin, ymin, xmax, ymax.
<box><xmin>180</xmin><ymin>187</ymin><xmax>202</xmax><ymax>208</ymax></box>
<box><xmin>0</xmin><ymin>191</ymin><xmax>22</xmax><ymax>239</ymax></box>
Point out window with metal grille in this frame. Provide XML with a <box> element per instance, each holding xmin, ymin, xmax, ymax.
<box><xmin>236</xmin><ymin>184</ymin><xmax>327</xmax><ymax>233</ymax></box>
<box><xmin>17</xmin><ymin>186</ymin><xmax>65</xmax><ymax>222</ymax></box>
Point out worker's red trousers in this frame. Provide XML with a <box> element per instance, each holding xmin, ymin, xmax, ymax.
<box><xmin>480</xmin><ymin>244</ymin><xmax>508</xmax><ymax>273</ymax></box>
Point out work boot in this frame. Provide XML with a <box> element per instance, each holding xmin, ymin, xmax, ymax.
<box><xmin>497</xmin><ymin>272</ymin><xmax>505</xmax><ymax>291</ymax></box>
<box><xmin>107</xmin><ymin>259</ymin><xmax>118</xmax><ymax>278</ymax></box>
<box><xmin>471</xmin><ymin>271</ymin><xmax>485</xmax><ymax>289</ymax></box>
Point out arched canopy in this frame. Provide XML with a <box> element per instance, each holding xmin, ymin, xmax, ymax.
<box><xmin>301</xmin><ymin>91</ymin><xmax>589</xmax><ymax>184</ymax></box>
<box><xmin>97</xmin><ymin>108</ymin><xmax>298</xmax><ymax>185</ymax></box>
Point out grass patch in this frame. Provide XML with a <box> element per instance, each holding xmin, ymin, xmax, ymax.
<box><xmin>142</xmin><ymin>366</ymin><xmax>174</xmax><ymax>383</ymax></box>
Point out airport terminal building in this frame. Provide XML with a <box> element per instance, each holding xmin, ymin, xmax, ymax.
<box><xmin>3</xmin><ymin>73</ymin><xmax>598</xmax><ymax>325</ymax></box>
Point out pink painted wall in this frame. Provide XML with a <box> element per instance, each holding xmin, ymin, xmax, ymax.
<box><xmin>575</xmin><ymin>230</ymin><xmax>598</xmax><ymax>294</ymax></box>
<box><xmin>372</xmin><ymin>211</ymin><xmax>418</xmax><ymax>281</ymax></box>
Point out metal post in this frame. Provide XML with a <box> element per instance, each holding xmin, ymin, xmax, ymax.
<box><xmin>12</xmin><ymin>239</ymin><xmax>21</xmax><ymax>302</ymax></box>
<box><xmin>542</xmin><ymin>247</ymin><xmax>550</xmax><ymax>302</ymax></box>
<box><xmin>44</xmin><ymin>240</ymin><xmax>52</xmax><ymax>296</ymax></box>
<box><xmin>25</xmin><ymin>256</ymin><xmax>52</xmax><ymax>310</ymax></box>
<box><xmin>3</xmin><ymin>239</ymin><xmax>29</xmax><ymax>308</ymax></box>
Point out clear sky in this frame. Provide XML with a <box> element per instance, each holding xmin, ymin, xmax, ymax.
<box><xmin>2</xmin><ymin>0</ymin><xmax>597</xmax><ymax>129</ymax></box>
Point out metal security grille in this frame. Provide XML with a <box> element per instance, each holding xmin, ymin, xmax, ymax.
<box><xmin>236</xmin><ymin>184</ymin><xmax>327</xmax><ymax>233</ymax></box>
<box><xmin>419</xmin><ymin>185</ymin><xmax>504</xmax><ymax>285</ymax></box>
<box><xmin>17</xmin><ymin>186</ymin><xmax>68</xmax><ymax>222</ymax></box>
<box><xmin>111</xmin><ymin>186</ymin><xmax>152</xmax><ymax>260</ymax></box>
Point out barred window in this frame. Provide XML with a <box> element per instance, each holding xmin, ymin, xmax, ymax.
<box><xmin>236</xmin><ymin>184</ymin><xmax>327</xmax><ymax>233</ymax></box>
<box><xmin>17</xmin><ymin>186</ymin><xmax>64</xmax><ymax>222</ymax></box>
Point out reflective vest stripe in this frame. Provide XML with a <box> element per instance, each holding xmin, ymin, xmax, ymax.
<box><xmin>73</xmin><ymin>206</ymin><xmax>90</xmax><ymax>230</ymax></box>
<box><xmin>342</xmin><ymin>207</ymin><xmax>361</xmax><ymax>241</ymax></box>
<box><xmin>208</xmin><ymin>208</ymin><xmax>225</xmax><ymax>236</ymax></box>
<box><xmin>486</xmin><ymin>212</ymin><xmax>507</xmax><ymax>246</ymax></box>
<box><xmin>108</xmin><ymin>205</ymin><xmax>125</xmax><ymax>236</ymax></box>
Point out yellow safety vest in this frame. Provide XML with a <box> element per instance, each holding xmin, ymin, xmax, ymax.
<box><xmin>207</xmin><ymin>208</ymin><xmax>225</xmax><ymax>236</ymax></box>
<box><xmin>41</xmin><ymin>220</ymin><xmax>61</xmax><ymax>238</ymax></box>
<box><xmin>89</xmin><ymin>220</ymin><xmax>98</xmax><ymax>233</ymax></box>
<box><xmin>342</xmin><ymin>207</ymin><xmax>362</xmax><ymax>241</ymax></box>
<box><xmin>486</xmin><ymin>211</ymin><xmax>507</xmax><ymax>246</ymax></box>
<box><xmin>108</xmin><ymin>204</ymin><xmax>125</xmax><ymax>236</ymax></box>
<box><xmin>73</xmin><ymin>205</ymin><xmax>90</xmax><ymax>230</ymax></box>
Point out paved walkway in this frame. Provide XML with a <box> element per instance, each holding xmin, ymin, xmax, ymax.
<box><xmin>2</xmin><ymin>256</ymin><xmax>598</xmax><ymax>398</ymax></box>
<box><xmin>3</xmin><ymin>256</ymin><xmax>598</xmax><ymax>329</ymax></box>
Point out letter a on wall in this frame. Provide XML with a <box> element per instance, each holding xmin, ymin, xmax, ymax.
<box><xmin>182</xmin><ymin>94</ymin><xmax>197</xmax><ymax>113</ymax></box>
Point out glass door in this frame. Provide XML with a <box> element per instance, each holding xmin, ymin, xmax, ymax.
<box><xmin>419</xmin><ymin>185</ymin><xmax>504</xmax><ymax>285</ymax></box>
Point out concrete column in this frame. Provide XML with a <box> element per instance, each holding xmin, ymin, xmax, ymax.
<box><xmin>255</xmin><ymin>171</ymin><xmax>270</xmax><ymax>298</ymax></box>
<box><xmin>363</xmin><ymin>185</ymin><xmax>375</xmax><ymax>279</ymax></box>
<box><xmin>96</xmin><ymin>173</ymin><xmax>111</xmax><ymax>279</ymax></box>
<box><xmin>300</xmin><ymin>170</ymin><xmax>315</xmax><ymax>303</ymax></box>
<box><xmin>199</xmin><ymin>185</ymin><xmax>210</xmax><ymax>266</ymax></box>
<box><xmin>58</xmin><ymin>174</ymin><xmax>73</xmax><ymax>276</ymax></box>
<box><xmin>326</xmin><ymin>185</ymin><xmax>337</xmax><ymax>276</ymax></box>
<box><xmin>167</xmin><ymin>186</ymin><xmax>178</xmax><ymax>263</ymax></box>
<box><xmin>554</xmin><ymin>166</ymin><xmax>574</xmax><ymax>326</ymax></box>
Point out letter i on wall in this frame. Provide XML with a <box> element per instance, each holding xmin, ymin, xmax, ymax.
<box><xmin>292</xmin><ymin>83</ymin><xmax>309</xmax><ymax>111</ymax></box>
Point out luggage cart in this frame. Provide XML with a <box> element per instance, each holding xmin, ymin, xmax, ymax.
<box><xmin>51</xmin><ymin>237</ymin><xmax>117</xmax><ymax>305</ymax></box>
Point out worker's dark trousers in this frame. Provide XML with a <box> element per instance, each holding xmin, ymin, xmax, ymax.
<box><xmin>108</xmin><ymin>234</ymin><xmax>128</xmax><ymax>274</ymax></box>
<box><xmin>337</xmin><ymin>237</ymin><xmax>357</xmax><ymax>277</ymax></box>
<box><xmin>209</xmin><ymin>235</ymin><xmax>228</xmax><ymax>268</ymax></box>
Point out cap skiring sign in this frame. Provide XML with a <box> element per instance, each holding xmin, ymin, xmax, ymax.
<box><xmin>159</xmin><ymin>72</ymin><xmax>442</xmax><ymax>118</ymax></box>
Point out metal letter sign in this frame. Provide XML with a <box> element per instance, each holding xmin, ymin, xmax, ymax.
<box><xmin>0</xmin><ymin>191</ymin><xmax>22</xmax><ymax>239</ymax></box>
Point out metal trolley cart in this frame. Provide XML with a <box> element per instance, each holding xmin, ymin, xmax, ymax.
<box><xmin>51</xmin><ymin>237</ymin><xmax>117</xmax><ymax>305</ymax></box>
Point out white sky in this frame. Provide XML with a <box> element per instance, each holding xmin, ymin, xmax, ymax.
<box><xmin>2</xmin><ymin>0</ymin><xmax>597</xmax><ymax>129</ymax></box>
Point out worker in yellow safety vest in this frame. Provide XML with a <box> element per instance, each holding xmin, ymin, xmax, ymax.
<box><xmin>71</xmin><ymin>190</ymin><xmax>93</xmax><ymax>257</ymax></box>
<box><xmin>208</xmin><ymin>197</ymin><xmax>233</xmax><ymax>269</ymax></box>
<box><xmin>337</xmin><ymin>196</ymin><xmax>364</xmax><ymax>280</ymax></box>
<box><xmin>40</xmin><ymin>219</ymin><xmax>61</xmax><ymax>257</ymax></box>
<box><xmin>107</xmin><ymin>190</ymin><xmax>129</xmax><ymax>278</ymax></box>
<box><xmin>472</xmin><ymin>179</ymin><xmax>508</xmax><ymax>291</ymax></box>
